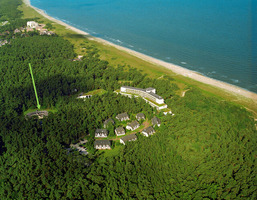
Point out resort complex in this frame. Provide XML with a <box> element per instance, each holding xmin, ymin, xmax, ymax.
<box><xmin>118</xmin><ymin>86</ymin><xmax>172</xmax><ymax>114</ymax></box>
<box><xmin>94</xmin><ymin>112</ymin><xmax>162</xmax><ymax>148</ymax></box>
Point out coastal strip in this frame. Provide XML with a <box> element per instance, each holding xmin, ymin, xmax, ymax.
<box><xmin>22</xmin><ymin>0</ymin><xmax>257</xmax><ymax>102</ymax></box>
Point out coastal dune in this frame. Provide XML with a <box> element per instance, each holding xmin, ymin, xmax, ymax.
<box><xmin>23</xmin><ymin>0</ymin><xmax>257</xmax><ymax>102</ymax></box>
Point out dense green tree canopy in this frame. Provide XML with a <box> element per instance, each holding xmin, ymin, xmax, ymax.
<box><xmin>0</xmin><ymin>0</ymin><xmax>256</xmax><ymax>199</ymax></box>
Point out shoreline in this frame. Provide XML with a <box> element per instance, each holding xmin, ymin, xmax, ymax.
<box><xmin>22</xmin><ymin>0</ymin><xmax>257</xmax><ymax>102</ymax></box>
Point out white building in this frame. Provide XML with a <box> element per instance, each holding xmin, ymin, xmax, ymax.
<box><xmin>95</xmin><ymin>129</ymin><xmax>108</xmax><ymax>138</ymax></box>
<box><xmin>27</xmin><ymin>21</ymin><xmax>39</xmax><ymax>28</ymax></box>
<box><xmin>77</xmin><ymin>92</ymin><xmax>92</xmax><ymax>99</ymax></box>
<box><xmin>141</xmin><ymin>126</ymin><xmax>155</xmax><ymax>137</ymax></box>
<box><xmin>116</xmin><ymin>112</ymin><xmax>130</xmax><ymax>121</ymax></box>
<box><xmin>115</xmin><ymin>127</ymin><xmax>126</xmax><ymax>136</ymax></box>
<box><xmin>120</xmin><ymin>134</ymin><xmax>137</xmax><ymax>145</ymax></box>
<box><xmin>120</xmin><ymin>86</ymin><xmax>164</xmax><ymax>104</ymax></box>
<box><xmin>126</xmin><ymin>120</ymin><xmax>140</xmax><ymax>131</ymax></box>
<box><xmin>94</xmin><ymin>140</ymin><xmax>111</xmax><ymax>149</ymax></box>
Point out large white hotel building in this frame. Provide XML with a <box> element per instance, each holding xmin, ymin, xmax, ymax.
<box><xmin>120</xmin><ymin>86</ymin><xmax>165</xmax><ymax>105</ymax></box>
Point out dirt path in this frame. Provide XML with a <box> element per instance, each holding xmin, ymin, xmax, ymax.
<box><xmin>181</xmin><ymin>89</ymin><xmax>190</xmax><ymax>97</ymax></box>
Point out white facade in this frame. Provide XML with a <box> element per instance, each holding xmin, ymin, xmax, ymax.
<box><xmin>95</xmin><ymin>133</ymin><xmax>107</xmax><ymax>138</ymax></box>
<box><xmin>115</xmin><ymin>127</ymin><xmax>125</xmax><ymax>136</ymax></box>
<box><xmin>120</xmin><ymin>86</ymin><xmax>164</xmax><ymax>104</ymax></box>
<box><xmin>77</xmin><ymin>95</ymin><xmax>92</xmax><ymax>99</ymax></box>
<box><xmin>120</xmin><ymin>139</ymin><xmax>125</xmax><ymax>145</ymax></box>
<box><xmin>120</xmin><ymin>137</ymin><xmax>137</xmax><ymax>145</ymax></box>
<box><xmin>27</xmin><ymin>21</ymin><xmax>39</xmax><ymax>28</ymax></box>
<box><xmin>95</xmin><ymin>144</ymin><xmax>111</xmax><ymax>149</ymax></box>
<box><xmin>126</xmin><ymin>125</ymin><xmax>139</xmax><ymax>131</ymax></box>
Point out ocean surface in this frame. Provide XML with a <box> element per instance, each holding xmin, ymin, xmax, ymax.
<box><xmin>30</xmin><ymin>0</ymin><xmax>257</xmax><ymax>93</ymax></box>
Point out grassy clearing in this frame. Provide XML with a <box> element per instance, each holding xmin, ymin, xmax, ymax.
<box><xmin>19</xmin><ymin>3</ymin><xmax>257</xmax><ymax>117</ymax></box>
<box><xmin>23</xmin><ymin>108</ymin><xmax>58</xmax><ymax>115</ymax></box>
<box><xmin>84</xmin><ymin>89</ymin><xmax>107</xmax><ymax>96</ymax></box>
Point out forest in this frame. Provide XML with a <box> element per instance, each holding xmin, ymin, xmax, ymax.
<box><xmin>0</xmin><ymin>0</ymin><xmax>256</xmax><ymax>199</ymax></box>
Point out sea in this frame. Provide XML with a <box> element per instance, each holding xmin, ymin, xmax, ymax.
<box><xmin>30</xmin><ymin>0</ymin><xmax>257</xmax><ymax>93</ymax></box>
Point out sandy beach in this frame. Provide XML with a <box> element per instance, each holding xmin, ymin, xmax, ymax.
<box><xmin>23</xmin><ymin>0</ymin><xmax>257</xmax><ymax>102</ymax></box>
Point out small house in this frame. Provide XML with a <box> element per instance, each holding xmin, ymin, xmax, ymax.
<box><xmin>120</xmin><ymin>134</ymin><xmax>137</xmax><ymax>145</ymax></box>
<box><xmin>116</xmin><ymin>112</ymin><xmax>130</xmax><ymax>121</ymax></box>
<box><xmin>141</xmin><ymin>126</ymin><xmax>155</xmax><ymax>137</ymax></box>
<box><xmin>95</xmin><ymin>129</ymin><xmax>108</xmax><ymax>138</ymax></box>
<box><xmin>136</xmin><ymin>113</ymin><xmax>145</xmax><ymax>121</ymax></box>
<box><xmin>152</xmin><ymin>116</ymin><xmax>161</xmax><ymax>127</ymax></box>
<box><xmin>115</xmin><ymin>127</ymin><xmax>125</xmax><ymax>136</ymax></box>
<box><xmin>94</xmin><ymin>140</ymin><xmax>111</xmax><ymax>149</ymax></box>
<box><xmin>126</xmin><ymin>120</ymin><xmax>140</xmax><ymax>131</ymax></box>
<box><xmin>77</xmin><ymin>92</ymin><xmax>92</xmax><ymax>99</ymax></box>
<box><xmin>103</xmin><ymin>118</ymin><xmax>115</xmax><ymax>128</ymax></box>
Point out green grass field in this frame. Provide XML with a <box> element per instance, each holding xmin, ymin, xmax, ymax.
<box><xmin>84</xmin><ymin>89</ymin><xmax>107</xmax><ymax>96</ymax></box>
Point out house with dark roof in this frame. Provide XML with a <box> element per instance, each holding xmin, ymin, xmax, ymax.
<box><xmin>25</xmin><ymin>110</ymin><xmax>48</xmax><ymax>120</ymax></box>
<box><xmin>103</xmin><ymin>118</ymin><xmax>115</xmax><ymax>128</ymax></box>
<box><xmin>95</xmin><ymin>129</ymin><xmax>108</xmax><ymax>138</ymax></box>
<box><xmin>115</xmin><ymin>127</ymin><xmax>125</xmax><ymax>136</ymax></box>
<box><xmin>142</xmin><ymin>126</ymin><xmax>155</xmax><ymax>137</ymax></box>
<box><xmin>120</xmin><ymin>134</ymin><xmax>137</xmax><ymax>145</ymax></box>
<box><xmin>116</xmin><ymin>112</ymin><xmax>130</xmax><ymax>121</ymax></box>
<box><xmin>152</xmin><ymin>116</ymin><xmax>161</xmax><ymax>127</ymax></box>
<box><xmin>94</xmin><ymin>140</ymin><xmax>111</xmax><ymax>149</ymax></box>
<box><xmin>126</xmin><ymin>120</ymin><xmax>140</xmax><ymax>131</ymax></box>
<box><xmin>136</xmin><ymin>113</ymin><xmax>145</xmax><ymax>121</ymax></box>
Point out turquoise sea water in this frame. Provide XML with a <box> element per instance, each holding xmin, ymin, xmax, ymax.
<box><xmin>30</xmin><ymin>0</ymin><xmax>257</xmax><ymax>93</ymax></box>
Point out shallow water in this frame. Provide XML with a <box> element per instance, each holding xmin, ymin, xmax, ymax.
<box><xmin>31</xmin><ymin>0</ymin><xmax>257</xmax><ymax>93</ymax></box>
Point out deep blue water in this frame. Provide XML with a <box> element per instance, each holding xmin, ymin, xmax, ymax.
<box><xmin>31</xmin><ymin>0</ymin><xmax>257</xmax><ymax>93</ymax></box>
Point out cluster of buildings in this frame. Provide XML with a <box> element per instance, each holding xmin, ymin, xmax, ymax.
<box><xmin>94</xmin><ymin>112</ymin><xmax>161</xmax><ymax>150</ymax></box>
<box><xmin>118</xmin><ymin>86</ymin><xmax>172</xmax><ymax>114</ymax></box>
<box><xmin>26</xmin><ymin>21</ymin><xmax>55</xmax><ymax>35</ymax></box>
<box><xmin>12</xmin><ymin>21</ymin><xmax>55</xmax><ymax>36</ymax></box>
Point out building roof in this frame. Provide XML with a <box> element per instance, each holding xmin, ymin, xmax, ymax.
<box><xmin>136</xmin><ymin>113</ymin><xmax>145</xmax><ymax>119</ymax></box>
<box><xmin>121</xmin><ymin>86</ymin><xmax>163</xmax><ymax>100</ymax></box>
<box><xmin>121</xmin><ymin>134</ymin><xmax>137</xmax><ymax>142</ymax></box>
<box><xmin>148</xmin><ymin>92</ymin><xmax>163</xmax><ymax>100</ymax></box>
<box><xmin>94</xmin><ymin>140</ymin><xmax>111</xmax><ymax>147</ymax></box>
<box><xmin>152</xmin><ymin>116</ymin><xmax>161</xmax><ymax>126</ymax></box>
<box><xmin>115</xmin><ymin>127</ymin><xmax>125</xmax><ymax>134</ymax></box>
<box><xmin>142</xmin><ymin>126</ymin><xmax>155</xmax><ymax>134</ymax></box>
<box><xmin>116</xmin><ymin>112</ymin><xmax>129</xmax><ymax>119</ymax></box>
<box><xmin>121</xmin><ymin>86</ymin><xmax>145</xmax><ymax>92</ymax></box>
<box><xmin>104</xmin><ymin>118</ymin><xmax>115</xmax><ymax>125</ymax></box>
<box><xmin>128</xmin><ymin>120</ymin><xmax>140</xmax><ymax>129</ymax></box>
<box><xmin>95</xmin><ymin>129</ymin><xmax>108</xmax><ymax>134</ymax></box>
<box><xmin>145</xmin><ymin>87</ymin><xmax>156</xmax><ymax>93</ymax></box>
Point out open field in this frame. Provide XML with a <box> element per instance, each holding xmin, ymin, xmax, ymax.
<box><xmin>19</xmin><ymin>1</ymin><xmax>257</xmax><ymax>118</ymax></box>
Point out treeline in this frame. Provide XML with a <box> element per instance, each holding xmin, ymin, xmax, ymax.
<box><xmin>0</xmin><ymin>0</ymin><xmax>256</xmax><ymax>199</ymax></box>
